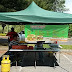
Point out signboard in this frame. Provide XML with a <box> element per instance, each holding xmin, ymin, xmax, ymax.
<box><xmin>25</xmin><ymin>25</ymin><xmax>69</xmax><ymax>42</ymax></box>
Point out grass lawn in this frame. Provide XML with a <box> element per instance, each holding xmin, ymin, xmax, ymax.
<box><xmin>43</xmin><ymin>44</ymin><xmax>72</xmax><ymax>50</ymax></box>
<box><xmin>60</xmin><ymin>45</ymin><xmax>72</xmax><ymax>50</ymax></box>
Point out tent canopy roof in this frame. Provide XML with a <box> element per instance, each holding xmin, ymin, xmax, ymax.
<box><xmin>0</xmin><ymin>1</ymin><xmax>72</xmax><ymax>23</ymax></box>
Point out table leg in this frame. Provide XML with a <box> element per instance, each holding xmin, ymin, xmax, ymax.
<box><xmin>53</xmin><ymin>52</ymin><xmax>56</xmax><ymax>68</ymax></box>
<box><xmin>16</xmin><ymin>61</ymin><xmax>17</xmax><ymax>67</ymax></box>
<box><xmin>35</xmin><ymin>52</ymin><xmax>36</xmax><ymax>69</ymax></box>
<box><xmin>15</xmin><ymin>52</ymin><xmax>17</xmax><ymax>68</ymax></box>
<box><xmin>59</xmin><ymin>51</ymin><xmax>60</xmax><ymax>63</ymax></box>
<box><xmin>21</xmin><ymin>52</ymin><xmax>25</xmax><ymax>67</ymax></box>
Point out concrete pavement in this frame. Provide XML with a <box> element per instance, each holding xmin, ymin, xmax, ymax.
<box><xmin>0</xmin><ymin>52</ymin><xmax>72</xmax><ymax>72</ymax></box>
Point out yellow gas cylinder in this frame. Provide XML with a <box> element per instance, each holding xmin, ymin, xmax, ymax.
<box><xmin>1</xmin><ymin>55</ymin><xmax>11</xmax><ymax>72</ymax></box>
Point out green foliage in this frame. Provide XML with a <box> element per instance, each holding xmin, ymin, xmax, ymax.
<box><xmin>69</xmin><ymin>24</ymin><xmax>72</xmax><ymax>31</ymax></box>
<box><xmin>68</xmin><ymin>24</ymin><xmax>72</xmax><ymax>37</ymax></box>
<box><xmin>34</xmin><ymin>0</ymin><xmax>55</xmax><ymax>11</ymax></box>
<box><xmin>0</xmin><ymin>0</ymin><xmax>66</xmax><ymax>12</ymax></box>
<box><xmin>13</xmin><ymin>25</ymin><xmax>25</xmax><ymax>33</ymax></box>
<box><xmin>43</xmin><ymin>45</ymin><xmax>72</xmax><ymax>49</ymax></box>
<box><xmin>0</xmin><ymin>24</ymin><xmax>25</xmax><ymax>34</ymax></box>
<box><xmin>0</xmin><ymin>5</ymin><xmax>5</xmax><ymax>11</ymax></box>
<box><xmin>0</xmin><ymin>0</ymin><xmax>31</xmax><ymax>12</ymax></box>
<box><xmin>52</xmin><ymin>0</ymin><xmax>68</xmax><ymax>12</ymax></box>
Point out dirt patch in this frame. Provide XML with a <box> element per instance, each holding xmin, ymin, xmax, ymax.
<box><xmin>0</xmin><ymin>51</ymin><xmax>7</xmax><ymax>53</ymax></box>
<box><xmin>0</xmin><ymin>51</ymin><xmax>7</xmax><ymax>57</ymax></box>
<box><xmin>0</xmin><ymin>46</ymin><xmax>8</xmax><ymax>51</ymax></box>
<box><xmin>0</xmin><ymin>46</ymin><xmax>8</xmax><ymax>57</ymax></box>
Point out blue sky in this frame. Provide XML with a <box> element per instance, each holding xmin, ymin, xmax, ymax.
<box><xmin>65</xmin><ymin>0</ymin><xmax>72</xmax><ymax>14</ymax></box>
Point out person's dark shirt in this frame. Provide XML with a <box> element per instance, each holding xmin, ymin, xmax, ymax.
<box><xmin>6</xmin><ymin>32</ymin><xmax>18</xmax><ymax>41</ymax></box>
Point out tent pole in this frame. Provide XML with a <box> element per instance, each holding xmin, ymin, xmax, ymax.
<box><xmin>8</xmin><ymin>24</ymin><xmax>9</xmax><ymax>32</ymax></box>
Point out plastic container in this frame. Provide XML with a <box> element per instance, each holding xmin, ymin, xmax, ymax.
<box><xmin>18</xmin><ymin>34</ymin><xmax>25</xmax><ymax>42</ymax></box>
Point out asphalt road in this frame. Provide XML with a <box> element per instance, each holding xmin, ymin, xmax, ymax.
<box><xmin>0</xmin><ymin>39</ymin><xmax>8</xmax><ymax>43</ymax></box>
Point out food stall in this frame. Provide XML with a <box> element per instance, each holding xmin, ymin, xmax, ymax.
<box><xmin>0</xmin><ymin>1</ymin><xmax>72</xmax><ymax>68</ymax></box>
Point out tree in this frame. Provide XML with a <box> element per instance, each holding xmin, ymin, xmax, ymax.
<box><xmin>52</xmin><ymin>0</ymin><xmax>68</xmax><ymax>12</ymax></box>
<box><xmin>0</xmin><ymin>0</ymin><xmax>67</xmax><ymax>12</ymax></box>
<box><xmin>34</xmin><ymin>0</ymin><xmax>55</xmax><ymax>11</ymax></box>
<box><xmin>0</xmin><ymin>0</ymin><xmax>31</xmax><ymax>12</ymax></box>
<box><xmin>68</xmin><ymin>24</ymin><xmax>72</xmax><ymax>37</ymax></box>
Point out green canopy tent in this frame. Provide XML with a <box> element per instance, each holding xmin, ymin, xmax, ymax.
<box><xmin>0</xmin><ymin>1</ymin><xmax>70</xmax><ymax>39</ymax></box>
<box><xmin>0</xmin><ymin>1</ymin><xmax>72</xmax><ymax>24</ymax></box>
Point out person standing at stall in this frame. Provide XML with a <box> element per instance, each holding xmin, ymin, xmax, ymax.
<box><xmin>9</xmin><ymin>35</ymin><xmax>18</xmax><ymax>49</ymax></box>
<box><xmin>6</xmin><ymin>27</ymin><xmax>18</xmax><ymax>42</ymax></box>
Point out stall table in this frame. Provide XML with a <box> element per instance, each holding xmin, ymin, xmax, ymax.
<box><xmin>9</xmin><ymin>48</ymin><xmax>60</xmax><ymax>68</ymax></box>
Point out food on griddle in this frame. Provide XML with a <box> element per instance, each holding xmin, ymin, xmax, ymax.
<box><xmin>27</xmin><ymin>34</ymin><xmax>36</xmax><ymax>41</ymax></box>
<box><xmin>37</xmin><ymin>35</ymin><xmax>43</xmax><ymax>40</ymax></box>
